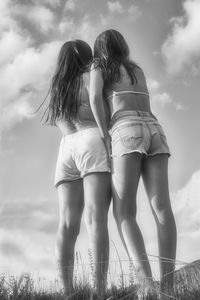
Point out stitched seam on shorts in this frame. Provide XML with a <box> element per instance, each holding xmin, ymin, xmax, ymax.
<box><xmin>145</xmin><ymin>122</ymin><xmax>153</xmax><ymax>151</ymax></box>
<box><xmin>112</xmin><ymin>149</ymin><xmax>146</xmax><ymax>158</ymax></box>
<box><xmin>117</xmin><ymin>124</ymin><xmax>144</xmax><ymax>150</ymax></box>
<box><xmin>149</xmin><ymin>123</ymin><xmax>170</xmax><ymax>151</ymax></box>
<box><xmin>81</xmin><ymin>168</ymin><xmax>111</xmax><ymax>177</ymax></box>
<box><xmin>156</xmin><ymin>124</ymin><xmax>169</xmax><ymax>148</ymax></box>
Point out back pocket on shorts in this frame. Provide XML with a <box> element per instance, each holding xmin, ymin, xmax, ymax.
<box><xmin>117</xmin><ymin>124</ymin><xmax>143</xmax><ymax>150</ymax></box>
<box><xmin>156</xmin><ymin>124</ymin><xmax>169</xmax><ymax>147</ymax></box>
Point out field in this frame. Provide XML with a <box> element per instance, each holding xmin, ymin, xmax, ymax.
<box><xmin>1</xmin><ymin>260</ymin><xmax>200</xmax><ymax>300</ymax></box>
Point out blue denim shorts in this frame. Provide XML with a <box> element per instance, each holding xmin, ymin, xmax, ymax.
<box><xmin>109</xmin><ymin>110</ymin><xmax>171</xmax><ymax>158</ymax></box>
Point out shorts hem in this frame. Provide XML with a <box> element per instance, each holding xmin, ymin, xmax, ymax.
<box><xmin>112</xmin><ymin>150</ymin><xmax>146</xmax><ymax>158</ymax></box>
<box><xmin>148</xmin><ymin>152</ymin><xmax>171</xmax><ymax>157</ymax></box>
<box><xmin>81</xmin><ymin>168</ymin><xmax>111</xmax><ymax>177</ymax></box>
<box><xmin>54</xmin><ymin>178</ymin><xmax>80</xmax><ymax>188</ymax></box>
<box><xmin>112</xmin><ymin>150</ymin><xmax>171</xmax><ymax>158</ymax></box>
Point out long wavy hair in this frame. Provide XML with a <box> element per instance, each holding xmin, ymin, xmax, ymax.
<box><xmin>45</xmin><ymin>40</ymin><xmax>92</xmax><ymax>125</ymax></box>
<box><xmin>93</xmin><ymin>29</ymin><xmax>140</xmax><ymax>91</ymax></box>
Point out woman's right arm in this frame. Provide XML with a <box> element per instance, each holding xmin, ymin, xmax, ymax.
<box><xmin>89</xmin><ymin>65</ymin><xmax>111</xmax><ymax>155</ymax></box>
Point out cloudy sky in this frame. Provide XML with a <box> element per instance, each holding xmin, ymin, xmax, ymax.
<box><xmin>1</xmin><ymin>0</ymin><xmax>200</xmax><ymax>284</ymax></box>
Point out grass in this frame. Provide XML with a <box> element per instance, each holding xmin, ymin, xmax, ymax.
<box><xmin>1</xmin><ymin>260</ymin><xmax>200</xmax><ymax>299</ymax></box>
<box><xmin>0</xmin><ymin>273</ymin><xmax>147</xmax><ymax>300</ymax></box>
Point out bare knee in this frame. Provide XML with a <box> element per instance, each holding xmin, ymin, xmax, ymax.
<box><xmin>151</xmin><ymin>195</ymin><xmax>173</xmax><ymax>224</ymax></box>
<box><xmin>58</xmin><ymin>218</ymin><xmax>81</xmax><ymax>241</ymax></box>
<box><xmin>85</xmin><ymin>207</ymin><xmax>108</xmax><ymax>229</ymax></box>
<box><xmin>113</xmin><ymin>201</ymin><xmax>137</xmax><ymax>225</ymax></box>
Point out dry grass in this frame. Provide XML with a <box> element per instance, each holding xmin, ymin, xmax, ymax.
<box><xmin>1</xmin><ymin>260</ymin><xmax>200</xmax><ymax>299</ymax></box>
<box><xmin>173</xmin><ymin>259</ymin><xmax>200</xmax><ymax>299</ymax></box>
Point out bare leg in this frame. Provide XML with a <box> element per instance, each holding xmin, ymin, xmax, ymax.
<box><xmin>142</xmin><ymin>154</ymin><xmax>177</xmax><ymax>293</ymax></box>
<box><xmin>112</xmin><ymin>153</ymin><xmax>152</xmax><ymax>286</ymax></box>
<box><xmin>55</xmin><ymin>180</ymin><xmax>84</xmax><ymax>295</ymax></box>
<box><xmin>84</xmin><ymin>172</ymin><xmax>111</xmax><ymax>295</ymax></box>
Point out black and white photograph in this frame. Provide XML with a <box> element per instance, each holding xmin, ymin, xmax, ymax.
<box><xmin>1</xmin><ymin>0</ymin><xmax>200</xmax><ymax>299</ymax></box>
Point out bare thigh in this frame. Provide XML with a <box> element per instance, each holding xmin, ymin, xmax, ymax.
<box><xmin>83</xmin><ymin>172</ymin><xmax>111</xmax><ymax>218</ymax></box>
<box><xmin>142</xmin><ymin>154</ymin><xmax>171</xmax><ymax>213</ymax></box>
<box><xmin>57</xmin><ymin>179</ymin><xmax>84</xmax><ymax>229</ymax></box>
<box><xmin>112</xmin><ymin>153</ymin><xmax>142</xmax><ymax>217</ymax></box>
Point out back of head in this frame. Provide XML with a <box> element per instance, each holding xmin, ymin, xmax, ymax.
<box><xmin>94</xmin><ymin>29</ymin><xmax>129</xmax><ymax>63</ymax></box>
<box><xmin>47</xmin><ymin>40</ymin><xmax>92</xmax><ymax>125</ymax></box>
<box><xmin>93</xmin><ymin>29</ymin><xmax>139</xmax><ymax>90</ymax></box>
<box><xmin>57</xmin><ymin>40</ymin><xmax>92</xmax><ymax>76</ymax></box>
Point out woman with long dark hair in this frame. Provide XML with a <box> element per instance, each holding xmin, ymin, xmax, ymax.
<box><xmin>45</xmin><ymin>40</ymin><xmax>111</xmax><ymax>296</ymax></box>
<box><xmin>90</xmin><ymin>29</ymin><xmax>177</xmax><ymax>297</ymax></box>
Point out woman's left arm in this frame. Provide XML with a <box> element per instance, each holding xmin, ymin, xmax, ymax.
<box><xmin>89</xmin><ymin>65</ymin><xmax>111</xmax><ymax>156</ymax></box>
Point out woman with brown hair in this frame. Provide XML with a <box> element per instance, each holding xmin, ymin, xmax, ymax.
<box><xmin>90</xmin><ymin>29</ymin><xmax>177</xmax><ymax>297</ymax></box>
<box><xmin>45</xmin><ymin>40</ymin><xmax>111</xmax><ymax>297</ymax></box>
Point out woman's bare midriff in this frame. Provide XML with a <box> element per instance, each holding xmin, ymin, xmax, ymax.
<box><xmin>107</xmin><ymin>93</ymin><xmax>151</xmax><ymax>118</ymax></box>
<box><xmin>56</xmin><ymin>108</ymin><xmax>97</xmax><ymax>137</ymax></box>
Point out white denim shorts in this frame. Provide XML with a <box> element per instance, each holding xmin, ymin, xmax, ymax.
<box><xmin>110</xmin><ymin>110</ymin><xmax>171</xmax><ymax>158</ymax></box>
<box><xmin>54</xmin><ymin>127</ymin><xmax>111</xmax><ymax>187</ymax></box>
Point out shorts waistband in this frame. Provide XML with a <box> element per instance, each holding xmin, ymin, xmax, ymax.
<box><xmin>62</xmin><ymin>126</ymin><xmax>99</xmax><ymax>140</ymax></box>
<box><xmin>110</xmin><ymin>110</ymin><xmax>157</xmax><ymax>127</ymax></box>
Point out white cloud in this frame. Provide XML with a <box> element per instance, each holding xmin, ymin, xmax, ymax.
<box><xmin>0</xmin><ymin>95</ymin><xmax>34</xmax><ymax>131</ymax></box>
<box><xmin>0</xmin><ymin>41</ymin><xmax>60</xmax><ymax>102</ymax></box>
<box><xmin>147</xmin><ymin>78</ymin><xmax>173</xmax><ymax>108</ymax></box>
<box><xmin>38</xmin><ymin>0</ymin><xmax>61</xmax><ymax>8</ymax></box>
<box><xmin>74</xmin><ymin>16</ymin><xmax>96</xmax><ymax>46</ymax></box>
<box><xmin>107</xmin><ymin>1</ymin><xmax>124</xmax><ymax>14</ymax></box>
<box><xmin>147</xmin><ymin>78</ymin><xmax>160</xmax><ymax>91</ymax></box>
<box><xmin>0</xmin><ymin>228</ymin><xmax>56</xmax><ymax>278</ymax></box>
<box><xmin>99</xmin><ymin>13</ymin><xmax>112</xmax><ymax>27</ymax></box>
<box><xmin>64</xmin><ymin>0</ymin><xmax>76</xmax><ymax>11</ymax></box>
<box><xmin>0</xmin><ymin>0</ymin><xmax>96</xmax><ymax>136</ymax></box>
<box><xmin>102</xmin><ymin>3</ymin><xmax>141</xmax><ymax>27</ymax></box>
<box><xmin>128</xmin><ymin>4</ymin><xmax>142</xmax><ymax>21</ymax></box>
<box><xmin>172</xmin><ymin>170</ymin><xmax>200</xmax><ymax>261</ymax></box>
<box><xmin>162</xmin><ymin>0</ymin><xmax>200</xmax><ymax>75</ymax></box>
<box><xmin>0</xmin><ymin>0</ymin><xmax>16</xmax><ymax>32</ymax></box>
<box><xmin>151</xmin><ymin>91</ymin><xmax>188</xmax><ymax>111</ymax></box>
<box><xmin>0</xmin><ymin>30</ymin><xmax>31</xmax><ymax>66</ymax></box>
<box><xmin>147</xmin><ymin>77</ymin><xmax>187</xmax><ymax>111</ymax></box>
<box><xmin>58</xmin><ymin>19</ymin><xmax>74</xmax><ymax>34</ymax></box>
<box><xmin>0</xmin><ymin>196</ymin><xmax>57</xmax><ymax>233</ymax></box>
<box><xmin>190</xmin><ymin>61</ymin><xmax>200</xmax><ymax>77</ymax></box>
<box><xmin>175</xmin><ymin>103</ymin><xmax>188</xmax><ymax>111</ymax></box>
<box><xmin>58</xmin><ymin>15</ymin><xmax>95</xmax><ymax>45</ymax></box>
<box><xmin>152</xmin><ymin>92</ymin><xmax>173</xmax><ymax>107</ymax></box>
<box><xmin>24</xmin><ymin>5</ymin><xmax>55</xmax><ymax>33</ymax></box>
<box><xmin>0</xmin><ymin>40</ymin><xmax>61</xmax><ymax>134</ymax></box>
<box><xmin>173</xmin><ymin>170</ymin><xmax>200</xmax><ymax>217</ymax></box>
<box><xmin>1</xmin><ymin>1</ymin><xmax>57</xmax><ymax>34</ymax></box>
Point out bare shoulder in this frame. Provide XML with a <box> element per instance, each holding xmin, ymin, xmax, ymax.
<box><xmin>121</xmin><ymin>63</ymin><xmax>146</xmax><ymax>81</ymax></box>
<box><xmin>134</xmin><ymin>66</ymin><xmax>148</xmax><ymax>86</ymax></box>
<box><xmin>134</xmin><ymin>66</ymin><xmax>146</xmax><ymax>78</ymax></box>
